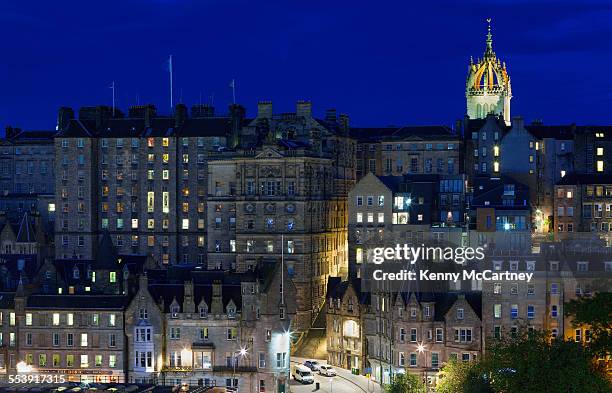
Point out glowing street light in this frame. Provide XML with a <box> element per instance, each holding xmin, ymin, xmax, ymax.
<box><xmin>416</xmin><ymin>343</ymin><xmax>426</xmax><ymax>354</ymax></box>
<box><xmin>16</xmin><ymin>361</ymin><xmax>33</xmax><ymax>373</ymax></box>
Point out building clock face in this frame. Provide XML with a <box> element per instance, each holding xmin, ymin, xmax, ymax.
<box><xmin>245</xmin><ymin>203</ymin><xmax>255</xmax><ymax>213</ymax></box>
<box><xmin>286</xmin><ymin>203</ymin><xmax>296</xmax><ymax>213</ymax></box>
<box><xmin>266</xmin><ymin>203</ymin><xmax>275</xmax><ymax>213</ymax></box>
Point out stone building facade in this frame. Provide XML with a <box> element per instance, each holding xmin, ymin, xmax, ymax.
<box><xmin>54</xmin><ymin>104</ymin><xmax>244</xmax><ymax>264</ymax></box>
<box><xmin>6</xmin><ymin>284</ymin><xmax>127</xmax><ymax>383</ymax></box>
<box><xmin>363</xmin><ymin>291</ymin><xmax>482</xmax><ymax>388</ymax></box>
<box><xmin>0</xmin><ymin>127</ymin><xmax>55</xmax><ymax>196</ymax></box>
<box><xmin>352</xmin><ymin>126</ymin><xmax>462</xmax><ymax>181</ymax></box>
<box><xmin>206</xmin><ymin>100</ymin><xmax>355</xmax><ymax>330</ymax></box>
<box><xmin>554</xmin><ymin>173</ymin><xmax>612</xmax><ymax>245</ymax></box>
<box><xmin>124</xmin><ymin>262</ymin><xmax>296</xmax><ymax>392</ymax></box>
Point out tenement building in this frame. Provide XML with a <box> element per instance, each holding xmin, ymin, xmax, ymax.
<box><xmin>347</xmin><ymin>172</ymin><xmax>466</xmax><ymax>280</ymax></box>
<box><xmin>54</xmin><ymin>103</ymin><xmax>245</xmax><ymax>264</ymax></box>
<box><xmin>364</xmin><ymin>290</ymin><xmax>482</xmax><ymax>388</ymax></box>
<box><xmin>206</xmin><ymin>100</ymin><xmax>355</xmax><ymax>330</ymax></box>
<box><xmin>0</xmin><ymin>126</ymin><xmax>55</xmax><ymax>195</ymax></box>
<box><xmin>352</xmin><ymin>126</ymin><xmax>462</xmax><ymax>181</ymax></box>
<box><xmin>554</xmin><ymin>173</ymin><xmax>612</xmax><ymax>245</ymax></box>
<box><xmin>124</xmin><ymin>262</ymin><xmax>296</xmax><ymax>392</ymax></box>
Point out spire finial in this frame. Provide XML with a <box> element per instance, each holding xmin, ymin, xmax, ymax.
<box><xmin>485</xmin><ymin>18</ymin><xmax>495</xmax><ymax>57</ymax></box>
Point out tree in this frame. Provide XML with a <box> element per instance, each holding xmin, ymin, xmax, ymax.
<box><xmin>565</xmin><ymin>291</ymin><xmax>612</xmax><ymax>359</ymax></box>
<box><xmin>385</xmin><ymin>372</ymin><xmax>426</xmax><ymax>393</ymax></box>
<box><xmin>483</xmin><ymin>330</ymin><xmax>610</xmax><ymax>393</ymax></box>
<box><xmin>436</xmin><ymin>359</ymin><xmax>492</xmax><ymax>393</ymax></box>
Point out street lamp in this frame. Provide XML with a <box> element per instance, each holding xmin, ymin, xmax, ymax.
<box><xmin>231</xmin><ymin>346</ymin><xmax>248</xmax><ymax>389</ymax></box>
<box><xmin>416</xmin><ymin>343</ymin><xmax>430</xmax><ymax>392</ymax></box>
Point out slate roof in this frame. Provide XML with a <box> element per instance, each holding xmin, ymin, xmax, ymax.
<box><xmin>58</xmin><ymin>113</ymin><xmax>245</xmax><ymax>139</ymax></box>
<box><xmin>350</xmin><ymin>126</ymin><xmax>457</xmax><ymax>143</ymax></box>
<box><xmin>0</xmin><ymin>292</ymin><xmax>15</xmax><ymax>309</ymax></box>
<box><xmin>148</xmin><ymin>281</ymin><xmax>242</xmax><ymax>314</ymax></box>
<box><xmin>525</xmin><ymin>125</ymin><xmax>575</xmax><ymax>140</ymax></box>
<box><xmin>15</xmin><ymin>212</ymin><xmax>36</xmax><ymax>243</ymax></box>
<box><xmin>326</xmin><ymin>277</ymin><xmax>370</xmax><ymax>305</ymax></box>
<box><xmin>377</xmin><ymin>174</ymin><xmax>441</xmax><ymax>193</ymax></box>
<box><xmin>26</xmin><ymin>294</ymin><xmax>129</xmax><ymax>309</ymax></box>
<box><xmin>556</xmin><ymin>173</ymin><xmax>612</xmax><ymax>186</ymax></box>
<box><xmin>471</xmin><ymin>175</ymin><xmax>530</xmax><ymax>209</ymax></box>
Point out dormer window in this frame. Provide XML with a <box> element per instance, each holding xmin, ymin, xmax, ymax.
<box><xmin>457</xmin><ymin>308</ymin><xmax>464</xmax><ymax>320</ymax></box>
<box><xmin>139</xmin><ymin>308</ymin><xmax>148</xmax><ymax>320</ymax></box>
<box><xmin>171</xmin><ymin>305</ymin><xmax>179</xmax><ymax>318</ymax></box>
<box><xmin>410</xmin><ymin>308</ymin><xmax>417</xmax><ymax>318</ymax></box>
<box><xmin>73</xmin><ymin>267</ymin><xmax>80</xmax><ymax>279</ymax></box>
<box><xmin>227</xmin><ymin>307</ymin><xmax>236</xmax><ymax>319</ymax></box>
<box><xmin>199</xmin><ymin>307</ymin><xmax>208</xmax><ymax>319</ymax></box>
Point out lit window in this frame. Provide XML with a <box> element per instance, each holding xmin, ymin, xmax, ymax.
<box><xmin>493</xmin><ymin>161</ymin><xmax>499</xmax><ymax>172</ymax></box>
<box><xmin>493</xmin><ymin>146</ymin><xmax>499</xmax><ymax>157</ymax></box>
<box><xmin>596</xmin><ymin>147</ymin><xmax>604</xmax><ymax>156</ymax></box>
<box><xmin>597</xmin><ymin>161</ymin><xmax>604</xmax><ymax>172</ymax></box>
<box><xmin>356</xmin><ymin>213</ymin><xmax>363</xmax><ymax>223</ymax></box>
<box><xmin>182</xmin><ymin>219</ymin><xmax>189</xmax><ymax>230</ymax></box>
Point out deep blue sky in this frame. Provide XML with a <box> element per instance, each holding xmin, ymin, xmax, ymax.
<box><xmin>2</xmin><ymin>0</ymin><xmax>612</xmax><ymax>130</ymax></box>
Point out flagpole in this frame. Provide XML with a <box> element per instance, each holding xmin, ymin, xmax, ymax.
<box><xmin>281</xmin><ymin>234</ymin><xmax>285</xmax><ymax>306</ymax></box>
<box><xmin>110</xmin><ymin>81</ymin><xmax>116</xmax><ymax>117</ymax></box>
<box><xmin>169</xmin><ymin>55</ymin><xmax>174</xmax><ymax>110</ymax></box>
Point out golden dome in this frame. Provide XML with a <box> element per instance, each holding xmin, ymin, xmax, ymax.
<box><xmin>467</xmin><ymin>19</ymin><xmax>511</xmax><ymax>94</ymax></box>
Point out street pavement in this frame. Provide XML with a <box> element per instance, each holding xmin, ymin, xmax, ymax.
<box><xmin>290</xmin><ymin>357</ymin><xmax>382</xmax><ymax>393</ymax></box>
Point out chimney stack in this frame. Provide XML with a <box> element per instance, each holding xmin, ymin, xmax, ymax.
<box><xmin>4</xmin><ymin>126</ymin><xmax>20</xmax><ymax>139</ymax></box>
<box><xmin>296</xmin><ymin>100</ymin><xmax>312</xmax><ymax>118</ymax></box>
<box><xmin>257</xmin><ymin>101</ymin><xmax>273</xmax><ymax>119</ymax></box>
<box><xmin>339</xmin><ymin>113</ymin><xmax>350</xmax><ymax>135</ymax></box>
<box><xmin>511</xmin><ymin>116</ymin><xmax>524</xmax><ymax>130</ymax></box>
<box><xmin>175</xmin><ymin>103</ymin><xmax>188</xmax><ymax>127</ymax></box>
<box><xmin>211</xmin><ymin>280</ymin><xmax>223</xmax><ymax>315</ymax></box>
<box><xmin>191</xmin><ymin>104</ymin><xmax>215</xmax><ymax>118</ymax></box>
<box><xmin>325</xmin><ymin>109</ymin><xmax>337</xmax><ymax>123</ymax></box>
<box><xmin>57</xmin><ymin>107</ymin><xmax>74</xmax><ymax>131</ymax></box>
<box><xmin>183</xmin><ymin>280</ymin><xmax>196</xmax><ymax>313</ymax></box>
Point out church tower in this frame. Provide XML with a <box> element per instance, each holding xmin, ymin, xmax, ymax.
<box><xmin>466</xmin><ymin>19</ymin><xmax>512</xmax><ymax>125</ymax></box>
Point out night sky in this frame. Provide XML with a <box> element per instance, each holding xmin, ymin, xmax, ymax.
<box><xmin>2</xmin><ymin>0</ymin><xmax>612</xmax><ymax>130</ymax></box>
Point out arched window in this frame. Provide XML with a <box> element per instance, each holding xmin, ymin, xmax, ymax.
<box><xmin>343</xmin><ymin>320</ymin><xmax>360</xmax><ymax>337</ymax></box>
<box><xmin>476</xmin><ymin>103</ymin><xmax>482</xmax><ymax>118</ymax></box>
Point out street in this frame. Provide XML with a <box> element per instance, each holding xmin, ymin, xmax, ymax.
<box><xmin>290</xmin><ymin>358</ymin><xmax>381</xmax><ymax>393</ymax></box>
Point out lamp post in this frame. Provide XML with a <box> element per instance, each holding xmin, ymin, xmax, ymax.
<box><xmin>416</xmin><ymin>343</ymin><xmax>430</xmax><ymax>392</ymax></box>
<box><xmin>231</xmin><ymin>347</ymin><xmax>248</xmax><ymax>390</ymax></box>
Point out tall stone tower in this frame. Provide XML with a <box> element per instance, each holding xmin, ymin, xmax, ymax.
<box><xmin>466</xmin><ymin>19</ymin><xmax>512</xmax><ymax>125</ymax></box>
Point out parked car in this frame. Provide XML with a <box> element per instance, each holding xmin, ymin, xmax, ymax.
<box><xmin>319</xmin><ymin>365</ymin><xmax>337</xmax><ymax>376</ymax></box>
<box><xmin>304</xmin><ymin>360</ymin><xmax>321</xmax><ymax>371</ymax></box>
<box><xmin>292</xmin><ymin>364</ymin><xmax>315</xmax><ymax>384</ymax></box>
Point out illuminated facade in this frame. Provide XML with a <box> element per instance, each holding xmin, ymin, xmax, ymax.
<box><xmin>466</xmin><ymin>19</ymin><xmax>512</xmax><ymax>125</ymax></box>
<box><xmin>124</xmin><ymin>263</ymin><xmax>295</xmax><ymax>392</ymax></box>
<box><xmin>206</xmin><ymin>101</ymin><xmax>355</xmax><ymax>330</ymax></box>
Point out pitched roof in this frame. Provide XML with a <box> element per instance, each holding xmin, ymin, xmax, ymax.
<box><xmin>15</xmin><ymin>212</ymin><xmax>35</xmax><ymax>243</ymax></box>
<box><xmin>95</xmin><ymin>231</ymin><xmax>119</xmax><ymax>269</ymax></box>
<box><xmin>525</xmin><ymin>124</ymin><xmax>575</xmax><ymax>140</ymax></box>
<box><xmin>556</xmin><ymin>173</ymin><xmax>612</xmax><ymax>186</ymax></box>
<box><xmin>26</xmin><ymin>294</ymin><xmax>129</xmax><ymax>309</ymax></box>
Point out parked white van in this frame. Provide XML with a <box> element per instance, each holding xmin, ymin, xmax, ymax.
<box><xmin>292</xmin><ymin>364</ymin><xmax>315</xmax><ymax>384</ymax></box>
